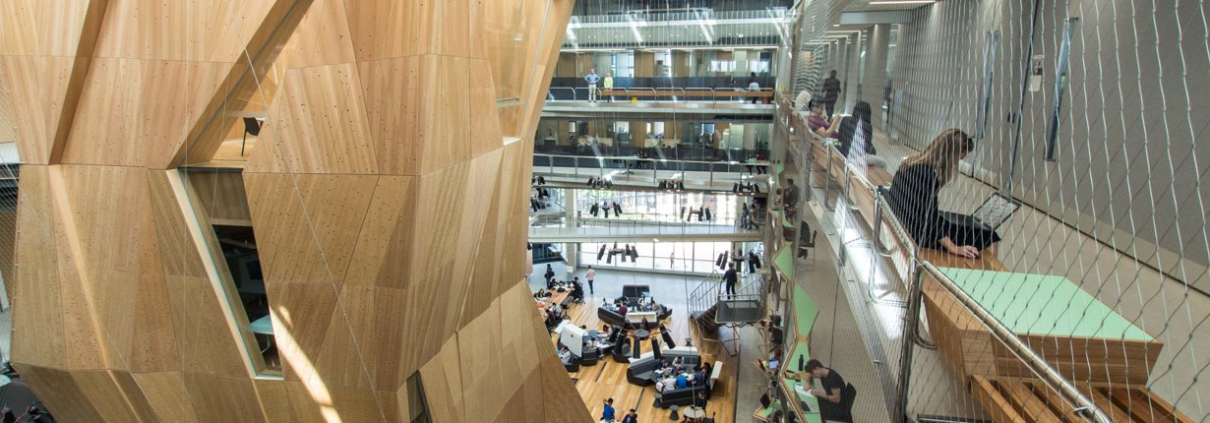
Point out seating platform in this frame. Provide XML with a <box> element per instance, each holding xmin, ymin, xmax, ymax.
<box><xmin>922</xmin><ymin>268</ymin><xmax>1162</xmax><ymax>386</ymax></box>
<box><xmin>971</xmin><ymin>376</ymin><xmax>1192</xmax><ymax>423</ymax></box>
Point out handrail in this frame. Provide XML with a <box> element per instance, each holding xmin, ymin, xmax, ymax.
<box><xmin>914</xmin><ymin>262</ymin><xmax>1112</xmax><ymax>423</ymax></box>
<box><xmin>532</xmin><ymin>152</ymin><xmax>771</xmax><ymax>169</ymax></box>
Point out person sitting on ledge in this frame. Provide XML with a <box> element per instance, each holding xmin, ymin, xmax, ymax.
<box><xmin>886</xmin><ymin>129</ymin><xmax>1001</xmax><ymax>258</ymax></box>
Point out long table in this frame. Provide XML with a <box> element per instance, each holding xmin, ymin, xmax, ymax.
<box><xmin>536</xmin><ymin>288</ymin><xmax>573</xmax><ymax>316</ymax></box>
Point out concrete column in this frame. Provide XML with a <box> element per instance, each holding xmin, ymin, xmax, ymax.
<box><xmin>565</xmin><ymin>188</ymin><xmax>578</xmax><ymax>227</ymax></box>
<box><xmin>565</xmin><ymin>243</ymin><xmax>579</xmax><ymax>272</ymax></box>
<box><xmin>861</xmin><ymin>24</ymin><xmax>891</xmax><ymax>117</ymax></box>
<box><xmin>842</xmin><ymin>34</ymin><xmax>862</xmax><ymax>114</ymax></box>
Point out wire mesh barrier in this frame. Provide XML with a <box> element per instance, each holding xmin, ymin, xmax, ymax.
<box><xmin>777</xmin><ymin>0</ymin><xmax>1210</xmax><ymax>422</ymax></box>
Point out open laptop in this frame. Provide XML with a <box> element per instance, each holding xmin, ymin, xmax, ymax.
<box><xmin>940</xmin><ymin>192</ymin><xmax>1021</xmax><ymax>231</ymax></box>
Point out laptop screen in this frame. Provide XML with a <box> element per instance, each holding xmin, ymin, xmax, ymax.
<box><xmin>973</xmin><ymin>193</ymin><xmax>1021</xmax><ymax>229</ymax></box>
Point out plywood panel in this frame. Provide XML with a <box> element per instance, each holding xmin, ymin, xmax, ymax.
<box><xmin>11</xmin><ymin>364</ymin><xmax>105</xmax><ymax>423</ymax></box>
<box><xmin>56</xmin><ymin>165</ymin><xmax>180</xmax><ymax>372</ymax></box>
<box><xmin>61</xmin><ymin>58</ymin><xmax>233</xmax><ymax>167</ymax></box>
<box><xmin>183</xmin><ymin>372</ymin><xmax>267</xmax><ymax>423</ymax></box>
<box><xmin>0</xmin><ymin>1</ymin><xmax>93</xmax><ymax>56</ymax></box>
<box><xmin>133</xmin><ymin>371</ymin><xmax>200</xmax><ymax>423</ymax></box>
<box><xmin>253</xmin><ymin>379</ymin><xmax>299</xmax><ymax>423</ymax></box>
<box><xmin>358</xmin><ymin>55</ymin><xmax>477</xmax><ymax>176</ymax></box>
<box><xmin>244</xmin><ymin>173</ymin><xmax>377</xmax><ymax>287</ymax></box>
<box><xmin>1</xmin><ymin>56</ymin><xmax>75</xmax><ymax>164</ymax></box>
<box><xmin>10</xmin><ymin>166</ymin><xmax>66</xmax><ymax>368</ymax></box>
<box><xmin>254</xmin><ymin>64</ymin><xmax>378</xmax><ymax>174</ymax></box>
<box><xmin>418</xmin><ymin>337</ymin><xmax>466</xmax><ymax>423</ymax></box>
<box><xmin>92</xmin><ymin>0</ymin><xmax>277</xmax><ymax>62</ymax></box>
<box><xmin>345</xmin><ymin>0</ymin><xmax>472</xmax><ymax>61</ymax></box>
<box><xmin>457</xmin><ymin>299</ymin><xmax>505</xmax><ymax>422</ymax></box>
<box><xmin>147</xmin><ymin>170</ymin><xmax>252</xmax><ymax>378</ymax></box>
<box><xmin>313</xmin><ymin>284</ymin><xmax>377</xmax><ymax>389</ymax></box>
<box><xmin>283</xmin><ymin>381</ymin><xmax>384</xmax><ymax>423</ymax></box>
<box><xmin>273</xmin><ymin>0</ymin><xmax>356</xmax><ymax>70</ymax></box>
<box><xmin>186</xmin><ymin>169</ymin><xmax>253</xmax><ymax>226</ymax></box>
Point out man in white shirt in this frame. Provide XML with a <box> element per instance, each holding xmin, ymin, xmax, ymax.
<box><xmin>586</xmin><ymin>265</ymin><xmax>596</xmax><ymax>294</ymax></box>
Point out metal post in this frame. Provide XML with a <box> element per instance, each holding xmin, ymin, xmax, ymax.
<box><xmin>892</xmin><ymin>265</ymin><xmax>925</xmax><ymax>423</ymax></box>
<box><xmin>873</xmin><ymin>193</ymin><xmax>892</xmax><ymax>256</ymax></box>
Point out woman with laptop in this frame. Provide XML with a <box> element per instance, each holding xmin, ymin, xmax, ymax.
<box><xmin>886</xmin><ymin>129</ymin><xmax>1002</xmax><ymax>258</ymax></box>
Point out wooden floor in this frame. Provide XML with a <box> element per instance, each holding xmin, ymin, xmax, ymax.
<box><xmin>551</xmin><ymin>298</ymin><xmax>743</xmax><ymax>422</ymax></box>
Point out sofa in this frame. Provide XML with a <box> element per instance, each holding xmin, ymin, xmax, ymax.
<box><xmin>598</xmin><ymin>307</ymin><xmax>628</xmax><ymax>328</ymax></box>
<box><xmin>655</xmin><ymin>384</ymin><xmax>709</xmax><ymax>408</ymax></box>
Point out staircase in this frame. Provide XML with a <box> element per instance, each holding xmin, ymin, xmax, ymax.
<box><xmin>688</xmin><ymin>271</ymin><xmax>767</xmax><ymax>334</ymax></box>
<box><xmin>688</xmin><ymin>272</ymin><xmax>723</xmax><ymax>333</ymax></box>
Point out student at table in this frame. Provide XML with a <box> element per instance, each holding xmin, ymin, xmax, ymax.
<box><xmin>806</xmin><ymin>100</ymin><xmax>842</xmax><ymax>138</ymax></box>
<box><xmin>886</xmin><ymin>129</ymin><xmax>1000</xmax><ymax>258</ymax></box>
<box><xmin>799</xmin><ymin>359</ymin><xmax>850</xmax><ymax>422</ymax></box>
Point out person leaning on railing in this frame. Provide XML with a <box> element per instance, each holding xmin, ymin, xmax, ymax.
<box><xmin>885</xmin><ymin>129</ymin><xmax>1001</xmax><ymax>258</ymax></box>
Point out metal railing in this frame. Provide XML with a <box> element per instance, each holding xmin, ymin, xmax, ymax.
<box><xmin>776</xmin><ymin>95</ymin><xmax>1115</xmax><ymax>423</ymax></box>
<box><xmin>531</xmin><ymin>153</ymin><xmax>769</xmax><ymax>189</ymax></box>
<box><xmin>545</xmin><ymin>86</ymin><xmax>777</xmax><ymax>103</ymax></box>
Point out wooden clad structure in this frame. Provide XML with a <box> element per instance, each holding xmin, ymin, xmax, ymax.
<box><xmin>2</xmin><ymin>0</ymin><xmax>589</xmax><ymax>421</ymax></box>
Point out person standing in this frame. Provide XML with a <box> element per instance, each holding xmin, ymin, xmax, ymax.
<box><xmin>747</xmin><ymin>72</ymin><xmax>761</xmax><ymax>104</ymax></box>
<box><xmin>603</xmin><ymin>72</ymin><xmax>615</xmax><ymax>102</ymax></box>
<box><xmin>723</xmin><ymin>264</ymin><xmax>738</xmax><ymax>297</ymax></box>
<box><xmin>822</xmin><ymin>69</ymin><xmax>842</xmax><ymax>118</ymax></box>
<box><xmin>669</xmin><ymin>252</ymin><xmax>675</xmax><ymax>268</ymax></box>
<box><xmin>741</xmin><ymin>203</ymin><xmax>752</xmax><ymax>230</ymax></box>
<box><xmin>586</xmin><ymin>265</ymin><xmax>596</xmax><ymax>294</ymax></box>
<box><xmin>601</xmin><ymin>398</ymin><xmax>616</xmax><ymax>422</ymax></box>
<box><xmin>585</xmin><ymin>68</ymin><xmax>601</xmax><ymax>102</ymax></box>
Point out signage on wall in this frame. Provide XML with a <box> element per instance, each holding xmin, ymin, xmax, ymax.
<box><xmin>1029</xmin><ymin>54</ymin><xmax>1044</xmax><ymax>92</ymax></box>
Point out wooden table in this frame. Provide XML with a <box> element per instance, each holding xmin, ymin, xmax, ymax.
<box><xmin>536</xmin><ymin>288</ymin><xmax>573</xmax><ymax>316</ymax></box>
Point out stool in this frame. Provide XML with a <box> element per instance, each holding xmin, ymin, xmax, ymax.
<box><xmin>653</xmin><ymin>392</ymin><xmax>663</xmax><ymax>407</ymax></box>
<box><xmin>669</xmin><ymin>405</ymin><xmax>679</xmax><ymax>420</ymax></box>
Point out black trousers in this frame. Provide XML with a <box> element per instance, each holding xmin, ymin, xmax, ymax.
<box><xmin>824</xmin><ymin>100</ymin><xmax>837</xmax><ymax>118</ymax></box>
<box><xmin>725</xmin><ymin>282</ymin><xmax>736</xmax><ymax>296</ymax></box>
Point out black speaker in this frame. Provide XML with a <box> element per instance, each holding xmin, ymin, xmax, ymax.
<box><xmin>660</xmin><ymin>326</ymin><xmax>677</xmax><ymax>349</ymax></box>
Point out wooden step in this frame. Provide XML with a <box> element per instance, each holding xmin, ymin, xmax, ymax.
<box><xmin>969</xmin><ymin>377</ymin><xmax>1193</xmax><ymax>423</ymax></box>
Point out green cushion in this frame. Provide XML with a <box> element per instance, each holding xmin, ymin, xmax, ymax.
<box><xmin>938</xmin><ymin>268</ymin><xmax>1154</xmax><ymax>341</ymax></box>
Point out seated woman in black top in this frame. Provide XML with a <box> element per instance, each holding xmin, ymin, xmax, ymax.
<box><xmin>886</xmin><ymin>129</ymin><xmax>1000</xmax><ymax>257</ymax></box>
<box><xmin>836</xmin><ymin>101</ymin><xmax>875</xmax><ymax>158</ymax></box>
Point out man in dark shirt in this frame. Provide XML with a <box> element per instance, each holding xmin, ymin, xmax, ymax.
<box><xmin>723</xmin><ymin>264</ymin><xmax>738</xmax><ymax>298</ymax></box>
<box><xmin>802</xmin><ymin>359</ymin><xmax>851</xmax><ymax>422</ymax></box>
<box><xmin>822</xmin><ymin>70</ymin><xmax>842</xmax><ymax>118</ymax></box>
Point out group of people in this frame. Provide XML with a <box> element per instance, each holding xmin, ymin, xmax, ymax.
<box><xmin>732</xmin><ymin>181</ymin><xmax>762</xmax><ymax>194</ymax></box>
<box><xmin>586</xmin><ymin>176</ymin><xmax>614</xmax><ymax>189</ymax></box>
<box><xmin>744</xmin><ymin>152</ymin><xmax>768</xmax><ymax>174</ymax></box>
<box><xmin>598</xmin><ymin>243</ymin><xmax>640</xmax><ymax>264</ymax></box>
<box><xmin>589</xmin><ymin>201</ymin><xmax>623</xmax><ymax>218</ymax></box>
<box><xmin>654</xmin><ymin>360</ymin><xmax>713</xmax><ymax>396</ymax></box>
<box><xmin>657</xmin><ymin>179</ymin><xmax>686</xmax><ymax>191</ymax></box>
<box><xmin>583</xmin><ymin>68</ymin><xmax>614</xmax><ymax>103</ymax></box>
<box><xmin>599</xmin><ymin>398</ymin><xmax>639</xmax><ymax>423</ymax></box>
<box><xmin>530</xmin><ymin>187</ymin><xmax>552</xmax><ymax>212</ymax></box>
<box><xmin>740</xmin><ymin>202</ymin><xmax>761</xmax><ymax>230</ymax></box>
<box><xmin>681</xmin><ymin>206</ymin><xmax>712</xmax><ymax>222</ymax></box>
